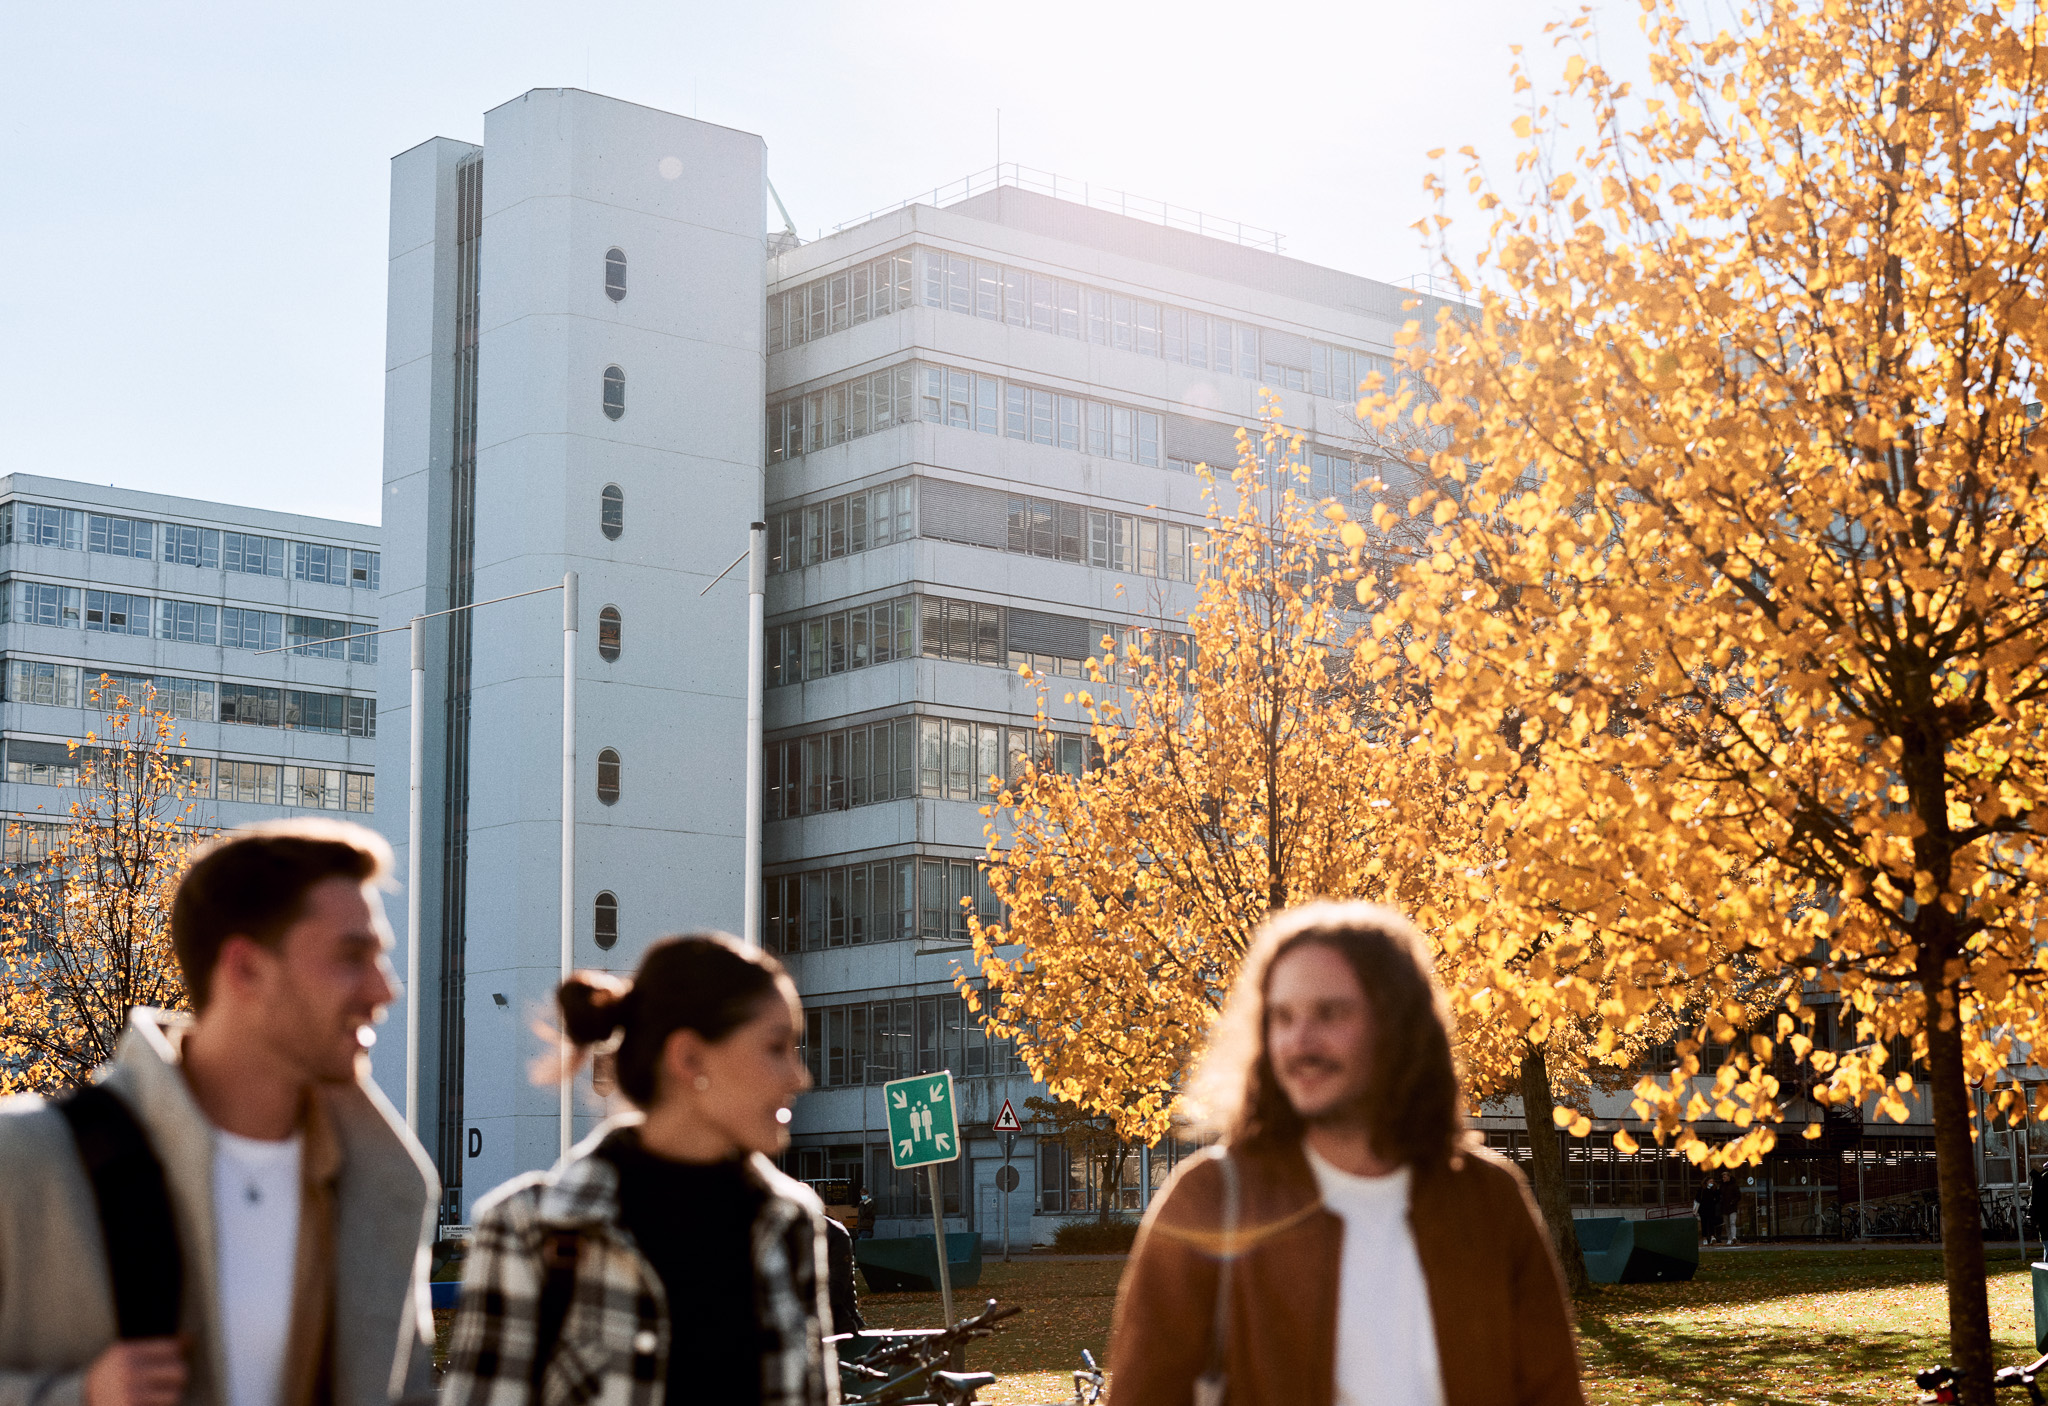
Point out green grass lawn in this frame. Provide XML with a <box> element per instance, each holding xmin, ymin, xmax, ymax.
<box><xmin>855</xmin><ymin>1247</ymin><xmax>2048</xmax><ymax>1405</ymax></box>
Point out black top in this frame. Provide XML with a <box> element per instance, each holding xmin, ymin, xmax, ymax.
<box><xmin>604</xmin><ymin>1135</ymin><xmax>770</xmax><ymax>1406</ymax></box>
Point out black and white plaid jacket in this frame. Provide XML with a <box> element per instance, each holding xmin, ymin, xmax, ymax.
<box><xmin>443</xmin><ymin>1118</ymin><xmax>838</xmax><ymax>1406</ymax></box>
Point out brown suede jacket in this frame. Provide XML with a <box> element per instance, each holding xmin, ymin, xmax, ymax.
<box><xmin>1108</xmin><ymin>1140</ymin><xmax>1584</xmax><ymax>1406</ymax></box>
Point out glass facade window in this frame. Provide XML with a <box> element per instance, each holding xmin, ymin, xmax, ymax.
<box><xmin>601</xmin><ymin>485</ymin><xmax>624</xmax><ymax>540</ymax></box>
<box><xmin>160</xmin><ymin>524</ymin><xmax>219</xmax><ymax>568</ymax></box>
<box><xmin>604</xmin><ymin>248</ymin><xmax>626</xmax><ymax>302</ymax></box>
<box><xmin>767</xmin><ymin>367</ymin><xmax>916</xmax><ymax>463</ymax></box>
<box><xmin>767</xmin><ymin>252</ymin><xmax>914</xmax><ymax>353</ymax></box>
<box><xmin>223</xmin><ymin>532</ymin><xmax>285</xmax><ymax>576</ymax></box>
<box><xmin>602</xmin><ymin>366</ymin><xmax>626</xmax><ymax>421</ymax></box>
<box><xmin>594</xmin><ymin>891</ymin><xmax>619</xmax><ymax>948</ymax></box>
<box><xmin>768</xmin><ymin>360</ymin><xmax>1164</xmax><ymax>469</ymax></box>
<box><xmin>86</xmin><ymin>514</ymin><xmax>154</xmax><ymax>559</ymax></box>
<box><xmin>225</xmin><ymin>608</ymin><xmax>284</xmax><ymax>652</ymax></box>
<box><xmin>7</xmin><ymin>581</ymin><xmax>80</xmax><ymax>628</ymax></box>
<box><xmin>1</xmin><ymin>819</ymin><xmax>63</xmax><ymax>865</ymax></box>
<box><xmin>793</xmin><ymin>990</ymin><xmax>1021</xmax><ymax>1084</ymax></box>
<box><xmin>763</xmin><ymin>714</ymin><xmax>1100</xmax><ymax>821</ymax></box>
<box><xmin>597</xmin><ymin>606</ymin><xmax>622</xmax><ymax>662</ymax></box>
<box><xmin>6</xmin><ymin>659</ymin><xmax>80</xmax><ymax>708</ymax></box>
<box><xmin>597</xmin><ymin>748</ymin><xmax>621</xmax><ymax>804</ymax></box>
<box><xmin>766</xmin><ymin>481</ymin><xmax>913</xmax><ymax>573</ymax></box>
<box><xmin>765</xmin><ymin>599</ymin><xmax>914</xmax><ymax>687</ymax></box>
<box><xmin>155</xmin><ymin>599</ymin><xmax>217</xmax><ymax>645</ymax></box>
<box><xmin>1</xmin><ymin>504</ymin><xmax>84</xmax><ymax>550</ymax></box>
<box><xmin>285</xmin><ymin>614</ymin><xmax>375</xmax><ymax>662</ymax></box>
<box><xmin>83</xmin><ymin>590</ymin><xmax>150</xmax><ymax>636</ymax></box>
<box><xmin>766</xmin><ymin>862</ymin><xmax>1010</xmax><ymax>958</ymax></box>
<box><xmin>908</xmin><ymin>247</ymin><xmax>1273</xmax><ymax>381</ymax></box>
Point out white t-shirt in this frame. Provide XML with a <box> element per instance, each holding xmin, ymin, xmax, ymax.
<box><xmin>1305</xmin><ymin>1143</ymin><xmax>1446</xmax><ymax>1406</ymax></box>
<box><xmin>212</xmin><ymin>1130</ymin><xmax>303</xmax><ymax>1406</ymax></box>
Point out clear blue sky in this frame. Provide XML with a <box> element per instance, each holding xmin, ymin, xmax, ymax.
<box><xmin>0</xmin><ymin>0</ymin><xmax>1652</xmax><ymax>525</ymax></box>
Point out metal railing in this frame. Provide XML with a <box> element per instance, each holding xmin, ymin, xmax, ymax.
<box><xmin>828</xmin><ymin>163</ymin><xmax>1286</xmax><ymax>253</ymax></box>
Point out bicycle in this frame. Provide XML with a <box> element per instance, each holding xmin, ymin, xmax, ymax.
<box><xmin>831</xmin><ymin>1298</ymin><xmax>1107</xmax><ymax>1406</ymax></box>
<box><xmin>1916</xmin><ymin>1351</ymin><xmax>2048</xmax><ymax>1403</ymax></box>
<box><xmin>834</xmin><ymin>1298</ymin><xmax>1018</xmax><ymax>1405</ymax></box>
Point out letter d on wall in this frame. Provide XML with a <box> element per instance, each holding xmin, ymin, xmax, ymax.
<box><xmin>468</xmin><ymin>1128</ymin><xmax>483</xmax><ymax>1158</ymax></box>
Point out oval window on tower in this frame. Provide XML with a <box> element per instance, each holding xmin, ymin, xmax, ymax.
<box><xmin>597</xmin><ymin>606</ymin><xmax>622</xmax><ymax>662</ymax></box>
<box><xmin>597</xmin><ymin>748</ymin><xmax>621</xmax><ymax>804</ymax></box>
<box><xmin>594</xmin><ymin>891</ymin><xmax>619</xmax><ymax>949</ymax></box>
<box><xmin>604</xmin><ymin>248</ymin><xmax>627</xmax><ymax>302</ymax></box>
<box><xmin>602</xmin><ymin>366</ymin><xmax>626</xmax><ymax>421</ymax></box>
<box><xmin>600</xmin><ymin>484</ymin><xmax>624</xmax><ymax>540</ymax></box>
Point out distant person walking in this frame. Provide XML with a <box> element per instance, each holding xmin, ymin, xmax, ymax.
<box><xmin>1695</xmin><ymin>1176</ymin><xmax>1723</xmax><ymax>1245</ymax></box>
<box><xmin>1109</xmin><ymin>901</ymin><xmax>1584</xmax><ymax>1406</ymax></box>
<box><xmin>1718</xmin><ymin>1171</ymin><xmax>1744</xmax><ymax>1245</ymax></box>
<box><xmin>442</xmin><ymin>933</ymin><xmax>834</xmax><ymax>1406</ymax></box>
<box><xmin>0</xmin><ymin>820</ymin><xmax>439</xmax><ymax>1406</ymax></box>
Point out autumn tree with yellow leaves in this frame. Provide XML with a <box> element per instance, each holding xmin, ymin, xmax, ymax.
<box><xmin>1372</xmin><ymin>0</ymin><xmax>2048</xmax><ymax>1391</ymax></box>
<box><xmin>0</xmin><ymin>681</ymin><xmax>208</xmax><ymax>1092</ymax></box>
<box><xmin>964</xmin><ymin>409</ymin><xmax>1456</xmax><ymax>1152</ymax></box>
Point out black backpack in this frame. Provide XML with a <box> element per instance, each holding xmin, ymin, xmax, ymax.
<box><xmin>56</xmin><ymin>1085</ymin><xmax>184</xmax><ymax>1339</ymax></box>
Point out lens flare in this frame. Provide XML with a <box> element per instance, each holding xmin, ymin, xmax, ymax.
<box><xmin>775</xmin><ymin>1107</ymin><xmax>792</xmax><ymax>1125</ymax></box>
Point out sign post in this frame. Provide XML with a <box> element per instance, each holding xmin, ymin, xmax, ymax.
<box><xmin>993</xmin><ymin>1099</ymin><xmax>1023</xmax><ymax>1264</ymax></box>
<box><xmin>884</xmin><ymin>1070</ymin><xmax>960</xmax><ymax>1326</ymax></box>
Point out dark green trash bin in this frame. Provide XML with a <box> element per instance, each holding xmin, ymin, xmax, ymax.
<box><xmin>853</xmin><ymin>1233</ymin><xmax>984</xmax><ymax>1293</ymax></box>
<box><xmin>1573</xmin><ymin>1216</ymin><xmax>1700</xmax><ymax>1283</ymax></box>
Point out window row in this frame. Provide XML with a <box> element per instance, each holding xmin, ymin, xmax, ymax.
<box><xmin>5</xmin><ymin>660</ymin><xmax>374</xmax><ymax>737</ymax></box>
<box><xmin>763</xmin><ymin>716</ymin><xmax>1093</xmax><ymax>820</ymax></box>
<box><xmin>3</xmin><ymin>740</ymin><xmax>372</xmax><ymax>812</ymax></box>
<box><xmin>764</xmin><ymin>476</ymin><xmax>1214</xmax><ymax>586</ymax></box>
<box><xmin>764</xmin><ymin>360</ymin><xmax>1164</xmax><ymax>470</ymax></box>
<box><xmin>1</xmin><ymin>503</ymin><xmax>379</xmax><ymax>587</ymax></box>
<box><xmin>765</xmin><ymin>481</ymin><xmax>914</xmax><ymax>572</ymax></box>
<box><xmin>0</xmin><ymin>818</ymin><xmax>61</xmax><ymax>867</ymax></box>
<box><xmin>918</xmin><ymin>245</ymin><xmax>1266</xmax><ymax>372</ymax></box>
<box><xmin>768</xmin><ymin>592</ymin><xmax>1187</xmax><ymax>690</ymax></box>
<box><xmin>2</xmin><ymin>582</ymin><xmax>376</xmax><ymax>662</ymax></box>
<box><xmin>765</xmin><ymin>253</ymin><xmax>915</xmax><ymax>352</ymax></box>
<box><xmin>1008</xmin><ymin>497</ymin><xmax>1207</xmax><ymax>581</ymax></box>
<box><xmin>796</xmin><ymin>990</ymin><xmax>1023</xmax><ymax>1088</ymax></box>
<box><xmin>766</xmin><ymin>599</ymin><xmax>917</xmax><ymax>685</ymax></box>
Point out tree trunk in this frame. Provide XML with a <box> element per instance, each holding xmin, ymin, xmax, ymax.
<box><xmin>1924</xmin><ymin>971</ymin><xmax>1994</xmax><ymax>1405</ymax></box>
<box><xmin>1519</xmin><ymin>1040</ymin><xmax>1592</xmax><ymax>1297</ymax></box>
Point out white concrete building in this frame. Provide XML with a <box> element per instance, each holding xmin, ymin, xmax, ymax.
<box><xmin>0</xmin><ymin>473</ymin><xmax>380</xmax><ymax>848</ymax></box>
<box><xmin>378</xmin><ymin>90</ymin><xmax>764</xmax><ymax>1220</ymax></box>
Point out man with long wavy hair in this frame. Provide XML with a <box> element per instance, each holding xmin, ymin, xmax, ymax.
<box><xmin>1108</xmin><ymin>901</ymin><xmax>1583</xmax><ymax>1406</ymax></box>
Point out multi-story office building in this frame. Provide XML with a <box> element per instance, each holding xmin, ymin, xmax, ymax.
<box><xmin>758</xmin><ymin>192</ymin><xmax>1428</xmax><ymax>1240</ymax></box>
<box><xmin>376</xmin><ymin>86</ymin><xmax>1439</xmax><ymax>1237</ymax></box>
<box><xmin>0</xmin><ymin>473</ymin><xmax>381</xmax><ymax>853</ymax></box>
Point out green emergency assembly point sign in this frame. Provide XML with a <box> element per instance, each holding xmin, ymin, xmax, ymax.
<box><xmin>884</xmin><ymin>1071</ymin><xmax>959</xmax><ymax>1169</ymax></box>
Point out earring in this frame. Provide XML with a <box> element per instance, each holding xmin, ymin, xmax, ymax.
<box><xmin>693</xmin><ymin>1075</ymin><xmax>711</xmax><ymax>1092</ymax></box>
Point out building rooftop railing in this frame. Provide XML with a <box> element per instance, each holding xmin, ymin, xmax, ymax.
<box><xmin>826</xmin><ymin>163</ymin><xmax>1287</xmax><ymax>254</ymax></box>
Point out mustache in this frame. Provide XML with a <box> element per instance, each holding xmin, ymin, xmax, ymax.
<box><xmin>1280</xmin><ymin>1056</ymin><xmax>1345</xmax><ymax>1079</ymax></box>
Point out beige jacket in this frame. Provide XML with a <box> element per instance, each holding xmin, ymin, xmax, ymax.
<box><xmin>0</xmin><ymin>1009</ymin><xmax>440</xmax><ymax>1406</ymax></box>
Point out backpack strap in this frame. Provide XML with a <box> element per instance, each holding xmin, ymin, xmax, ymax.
<box><xmin>57</xmin><ymin>1084</ymin><xmax>184</xmax><ymax>1340</ymax></box>
<box><xmin>530</xmin><ymin>1230</ymin><xmax>581</xmax><ymax>1391</ymax></box>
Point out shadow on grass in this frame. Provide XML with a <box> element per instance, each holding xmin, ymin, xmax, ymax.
<box><xmin>1581</xmin><ymin>1316</ymin><xmax>1941</xmax><ymax>1405</ymax></box>
<box><xmin>1583</xmin><ymin>1246</ymin><xmax>2034</xmax><ymax>1313</ymax></box>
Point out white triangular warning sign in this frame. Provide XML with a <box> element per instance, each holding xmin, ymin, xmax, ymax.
<box><xmin>992</xmin><ymin>1098</ymin><xmax>1022</xmax><ymax>1134</ymax></box>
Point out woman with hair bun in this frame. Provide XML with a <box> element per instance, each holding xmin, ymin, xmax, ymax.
<box><xmin>443</xmin><ymin>932</ymin><xmax>832</xmax><ymax>1406</ymax></box>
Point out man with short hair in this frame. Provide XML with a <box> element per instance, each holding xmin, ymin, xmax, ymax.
<box><xmin>0</xmin><ymin>819</ymin><xmax>439</xmax><ymax>1406</ymax></box>
<box><xmin>1110</xmin><ymin>901</ymin><xmax>1583</xmax><ymax>1406</ymax></box>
